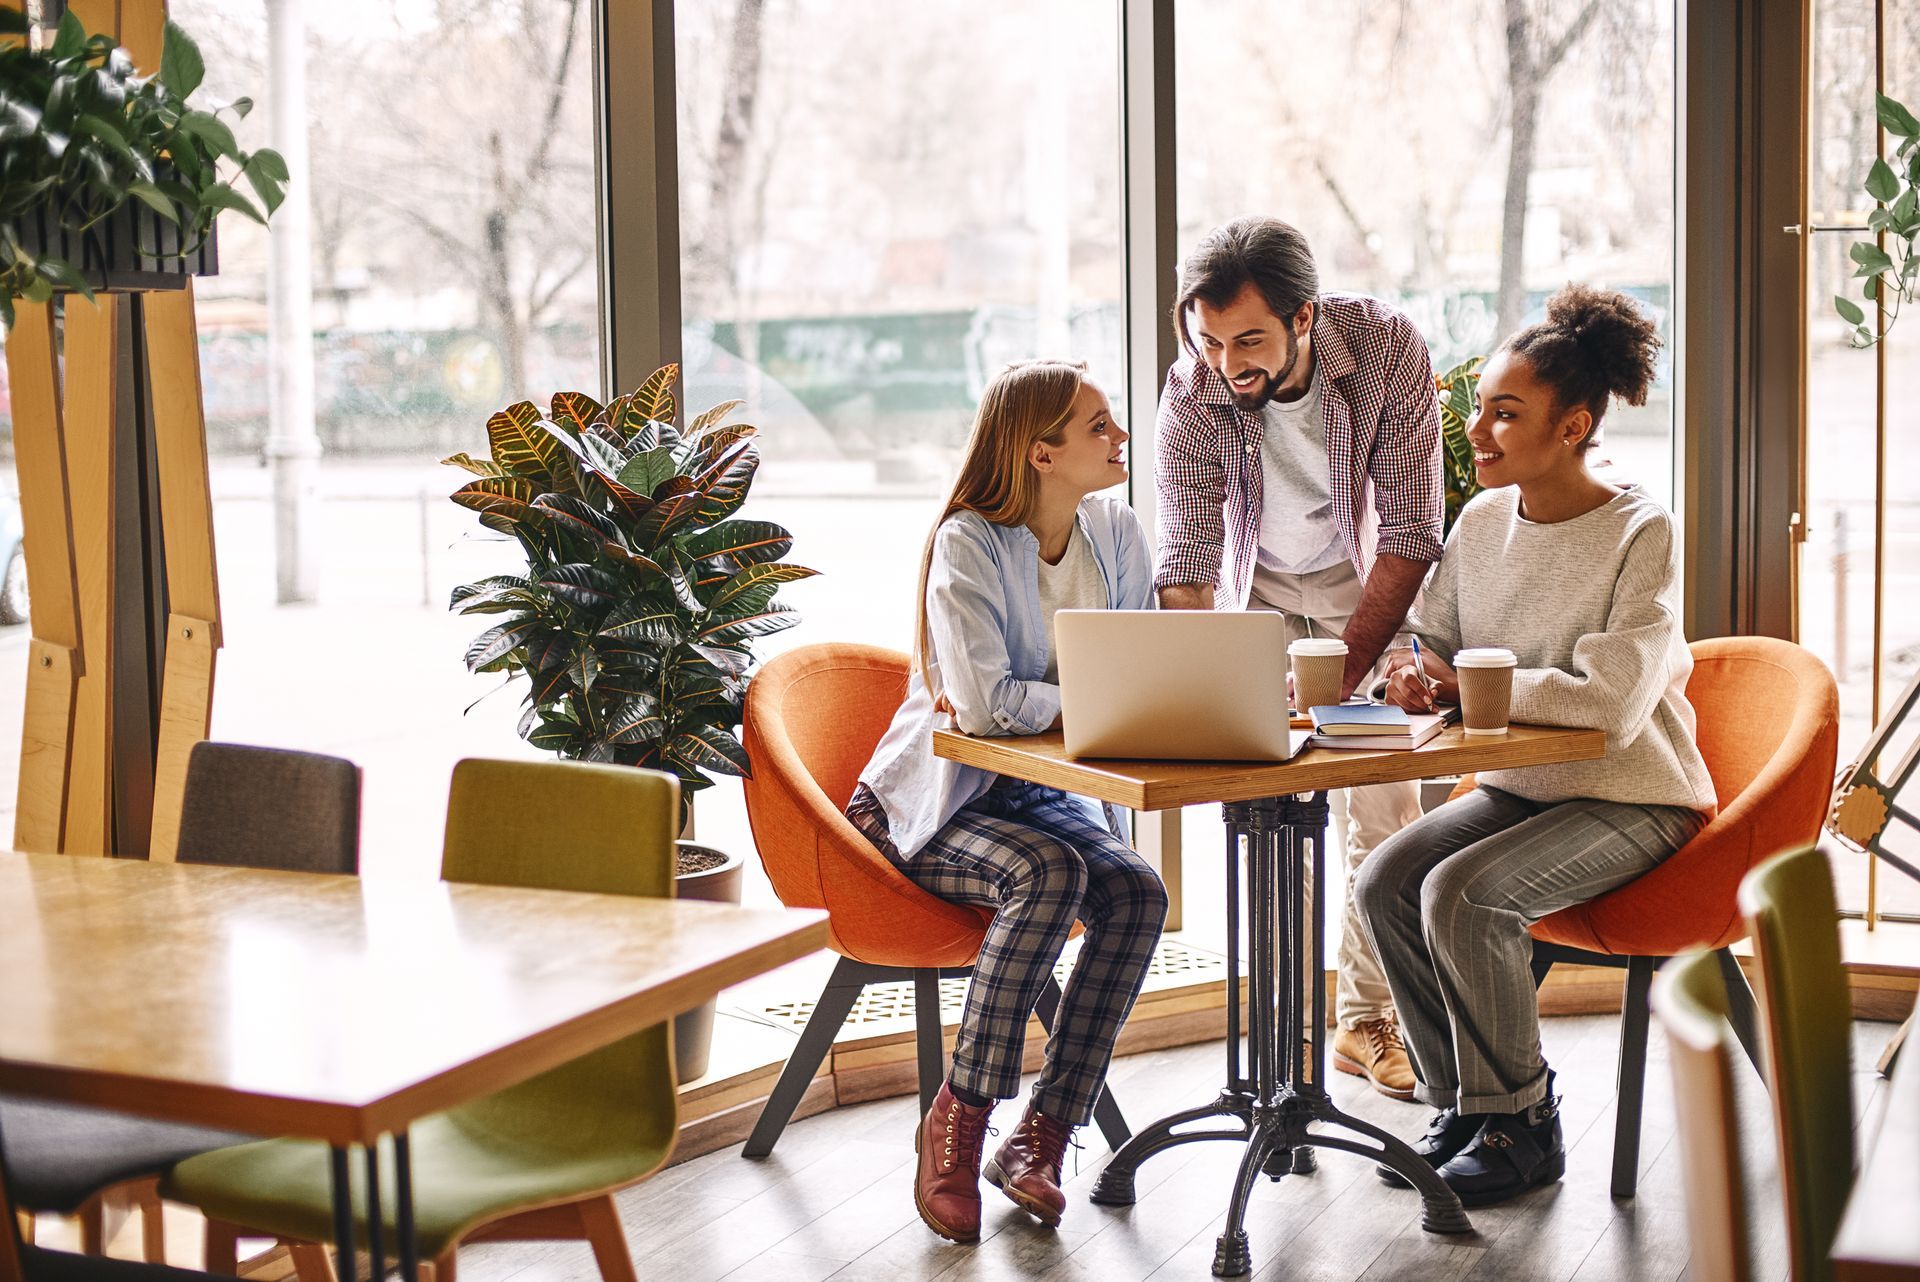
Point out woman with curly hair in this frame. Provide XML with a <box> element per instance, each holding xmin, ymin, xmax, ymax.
<box><xmin>1353</xmin><ymin>285</ymin><xmax>1716</xmax><ymax>1207</ymax></box>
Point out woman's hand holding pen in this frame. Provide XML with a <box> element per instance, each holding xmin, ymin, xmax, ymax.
<box><xmin>1383</xmin><ymin>648</ymin><xmax>1460</xmax><ymax>712</ymax></box>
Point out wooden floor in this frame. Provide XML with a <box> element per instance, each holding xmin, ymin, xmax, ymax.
<box><xmin>440</xmin><ymin>1015</ymin><xmax>1898</xmax><ymax>1282</ymax></box>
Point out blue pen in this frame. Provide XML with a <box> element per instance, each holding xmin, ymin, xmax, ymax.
<box><xmin>1408</xmin><ymin>635</ymin><xmax>1438</xmax><ymax>706</ymax></box>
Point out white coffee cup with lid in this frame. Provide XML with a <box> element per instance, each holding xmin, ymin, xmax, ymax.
<box><xmin>1289</xmin><ymin>637</ymin><xmax>1348</xmax><ymax>714</ymax></box>
<box><xmin>1454</xmin><ymin>647</ymin><xmax>1518</xmax><ymax>735</ymax></box>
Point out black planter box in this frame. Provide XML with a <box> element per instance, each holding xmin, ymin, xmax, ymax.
<box><xmin>13</xmin><ymin>193</ymin><xmax>218</xmax><ymax>292</ymax></box>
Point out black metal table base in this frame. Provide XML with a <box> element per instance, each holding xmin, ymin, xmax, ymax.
<box><xmin>328</xmin><ymin>1130</ymin><xmax>420</xmax><ymax>1282</ymax></box>
<box><xmin>1089</xmin><ymin>794</ymin><xmax>1472</xmax><ymax>1276</ymax></box>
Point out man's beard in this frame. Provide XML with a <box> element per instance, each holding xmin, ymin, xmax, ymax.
<box><xmin>1226</xmin><ymin>333</ymin><xmax>1302</xmax><ymax>412</ymax></box>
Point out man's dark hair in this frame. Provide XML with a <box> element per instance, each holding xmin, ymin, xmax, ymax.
<box><xmin>1172</xmin><ymin>217</ymin><xmax>1320</xmax><ymax>356</ymax></box>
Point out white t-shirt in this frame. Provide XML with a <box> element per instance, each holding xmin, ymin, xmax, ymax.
<box><xmin>1255</xmin><ymin>366</ymin><xmax>1347</xmax><ymax>575</ymax></box>
<box><xmin>1036</xmin><ymin>525</ymin><xmax>1108</xmax><ymax>682</ymax></box>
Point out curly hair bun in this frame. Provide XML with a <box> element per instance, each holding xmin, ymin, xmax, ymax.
<box><xmin>1542</xmin><ymin>283</ymin><xmax>1660</xmax><ymax>409</ymax></box>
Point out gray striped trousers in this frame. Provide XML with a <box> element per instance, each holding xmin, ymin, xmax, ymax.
<box><xmin>1353</xmin><ymin>786</ymin><xmax>1706</xmax><ymax>1115</ymax></box>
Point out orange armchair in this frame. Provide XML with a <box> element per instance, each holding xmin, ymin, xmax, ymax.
<box><xmin>1450</xmin><ymin>635</ymin><xmax>1839</xmax><ymax>1197</ymax></box>
<box><xmin>740</xmin><ymin>643</ymin><xmax>1128</xmax><ymax>1156</ymax></box>
<box><xmin>740</xmin><ymin>642</ymin><xmax>989</xmax><ymax>966</ymax></box>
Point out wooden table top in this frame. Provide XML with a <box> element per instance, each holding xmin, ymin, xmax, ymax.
<box><xmin>1834</xmin><ymin>1033</ymin><xmax>1920</xmax><ymax>1279</ymax></box>
<box><xmin>933</xmin><ymin>723</ymin><xmax>1607</xmax><ymax>811</ymax></box>
<box><xmin>0</xmin><ymin>852</ymin><xmax>828</xmax><ymax>1145</ymax></box>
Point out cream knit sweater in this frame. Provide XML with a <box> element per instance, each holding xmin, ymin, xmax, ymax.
<box><xmin>1411</xmin><ymin>486</ymin><xmax>1716</xmax><ymax>812</ymax></box>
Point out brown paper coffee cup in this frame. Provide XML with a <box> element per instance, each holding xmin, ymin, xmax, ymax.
<box><xmin>1289</xmin><ymin>638</ymin><xmax>1348</xmax><ymax>714</ymax></box>
<box><xmin>1454</xmin><ymin>648</ymin><xmax>1517</xmax><ymax>735</ymax></box>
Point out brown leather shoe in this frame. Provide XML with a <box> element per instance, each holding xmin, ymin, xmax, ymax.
<box><xmin>982</xmin><ymin>1101</ymin><xmax>1073</xmax><ymax>1227</ymax></box>
<box><xmin>1332</xmin><ymin>1017</ymin><xmax>1416</xmax><ymax>1100</ymax></box>
<box><xmin>914</xmin><ymin>1081</ymin><xmax>993</xmax><ymax>1243</ymax></box>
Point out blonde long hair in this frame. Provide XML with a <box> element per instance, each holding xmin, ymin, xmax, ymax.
<box><xmin>913</xmin><ymin>359</ymin><xmax>1089</xmax><ymax>680</ymax></box>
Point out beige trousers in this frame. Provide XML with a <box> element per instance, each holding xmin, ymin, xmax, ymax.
<box><xmin>1248</xmin><ymin>557</ymin><xmax>1422</xmax><ymax>1029</ymax></box>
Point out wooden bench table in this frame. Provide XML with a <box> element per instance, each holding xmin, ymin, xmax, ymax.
<box><xmin>0</xmin><ymin>852</ymin><xmax>828</xmax><ymax>1282</ymax></box>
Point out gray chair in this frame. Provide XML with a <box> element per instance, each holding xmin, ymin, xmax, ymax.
<box><xmin>3</xmin><ymin>1135</ymin><xmax>243</xmax><ymax>1282</ymax></box>
<box><xmin>16</xmin><ymin>1247</ymin><xmax>245</xmax><ymax>1282</ymax></box>
<box><xmin>0</xmin><ymin>743</ymin><xmax>361</xmax><ymax>1260</ymax></box>
<box><xmin>174</xmin><ymin>742</ymin><xmax>362</xmax><ymax>874</ymax></box>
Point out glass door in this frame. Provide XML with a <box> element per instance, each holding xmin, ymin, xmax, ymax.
<box><xmin>1802</xmin><ymin>0</ymin><xmax>1920</xmax><ymax>921</ymax></box>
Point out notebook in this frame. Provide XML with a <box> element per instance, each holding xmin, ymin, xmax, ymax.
<box><xmin>1307</xmin><ymin>705</ymin><xmax>1459</xmax><ymax>751</ymax></box>
<box><xmin>1310</xmin><ymin>704</ymin><xmax>1412</xmax><ymax>736</ymax></box>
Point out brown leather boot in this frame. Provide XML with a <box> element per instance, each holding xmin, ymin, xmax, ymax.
<box><xmin>1332</xmin><ymin>1017</ymin><xmax>1416</xmax><ymax>1100</ymax></box>
<box><xmin>982</xmin><ymin>1101</ymin><xmax>1074</xmax><ymax>1227</ymax></box>
<box><xmin>914</xmin><ymin>1081</ymin><xmax>993</xmax><ymax>1243</ymax></box>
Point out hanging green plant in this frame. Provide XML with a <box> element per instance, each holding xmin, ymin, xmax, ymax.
<box><xmin>1833</xmin><ymin>92</ymin><xmax>1920</xmax><ymax>348</ymax></box>
<box><xmin>447</xmin><ymin>366</ymin><xmax>817</xmax><ymax>827</ymax></box>
<box><xmin>0</xmin><ymin>10</ymin><xmax>287</xmax><ymax>325</ymax></box>
<box><xmin>1436</xmin><ymin>353</ymin><xmax>1485</xmax><ymax>534</ymax></box>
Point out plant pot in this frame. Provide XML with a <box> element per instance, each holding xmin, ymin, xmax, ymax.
<box><xmin>13</xmin><ymin>189</ymin><xmax>219</xmax><ymax>293</ymax></box>
<box><xmin>672</xmin><ymin>841</ymin><xmax>744</xmax><ymax>1084</ymax></box>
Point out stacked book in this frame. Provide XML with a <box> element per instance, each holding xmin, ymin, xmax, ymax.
<box><xmin>1308</xmin><ymin>703</ymin><xmax>1459</xmax><ymax>751</ymax></box>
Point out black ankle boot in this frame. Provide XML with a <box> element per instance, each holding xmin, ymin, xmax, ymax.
<box><xmin>1377</xmin><ymin>1106</ymin><xmax>1483</xmax><ymax>1188</ymax></box>
<box><xmin>1437</xmin><ymin>1078</ymin><xmax>1565</xmax><ymax>1207</ymax></box>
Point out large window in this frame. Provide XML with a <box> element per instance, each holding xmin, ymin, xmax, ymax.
<box><xmin>1803</xmin><ymin>0</ymin><xmax>1920</xmax><ymax>916</ymax></box>
<box><xmin>170</xmin><ymin>0</ymin><xmax>603</xmax><ymax>878</ymax></box>
<box><xmin>673</xmin><ymin>0</ymin><xmax>1124</xmax><ymax>862</ymax></box>
<box><xmin>0</xmin><ymin>3</ymin><xmax>1707</xmax><ymax>901</ymax></box>
<box><xmin>1177</xmin><ymin>0</ymin><xmax>1678</xmax><ymax>504</ymax></box>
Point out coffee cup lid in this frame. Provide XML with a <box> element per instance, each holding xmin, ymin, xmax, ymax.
<box><xmin>1454</xmin><ymin>647</ymin><xmax>1518</xmax><ymax>668</ymax></box>
<box><xmin>1288</xmin><ymin>638</ymin><xmax>1348</xmax><ymax>657</ymax></box>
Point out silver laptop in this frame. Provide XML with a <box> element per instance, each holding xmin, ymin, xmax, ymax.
<box><xmin>1054</xmin><ymin>610</ymin><xmax>1310</xmax><ymax>761</ymax></box>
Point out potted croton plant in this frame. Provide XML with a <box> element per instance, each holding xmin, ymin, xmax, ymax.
<box><xmin>447</xmin><ymin>364</ymin><xmax>815</xmax><ymax>1083</ymax></box>
<box><xmin>0</xmin><ymin>10</ymin><xmax>287</xmax><ymax>324</ymax></box>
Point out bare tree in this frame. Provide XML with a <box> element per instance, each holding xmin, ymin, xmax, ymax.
<box><xmin>1494</xmin><ymin>0</ymin><xmax>1604</xmax><ymax>337</ymax></box>
<box><xmin>685</xmin><ymin>0</ymin><xmax>768</xmax><ymax>320</ymax></box>
<box><xmin>272</xmin><ymin>0</ymin><xmax>598</xmax><ymax>395</ymax></box>
<box><xmin>464</xmin><ymin>0</ymin><xmax>587</xmax><ymax>392</ymax></box>
<box><xmin>1372</xmin><ymin>0</ymin><xmax>1654</xmax><ymax>338</ymax></box>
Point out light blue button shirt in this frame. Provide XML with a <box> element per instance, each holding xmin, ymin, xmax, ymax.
<box><xmin>859</xmin><ymin>494</ymin><xmax>1156</xmax><ymax>859</ymax></box>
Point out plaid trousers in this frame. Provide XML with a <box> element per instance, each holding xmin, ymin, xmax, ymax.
<box><xmin>860</xmin><ymin>780</ymin><xmax>1167</xmax><ymax>1126</ymax></box>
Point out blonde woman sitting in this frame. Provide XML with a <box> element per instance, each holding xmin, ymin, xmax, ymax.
<box><xmin>846</xmin><ymin>360</ymin><xmax>1168</xmax><ymax>1243</ymax></box>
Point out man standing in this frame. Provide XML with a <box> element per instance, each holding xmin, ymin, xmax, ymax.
<box><xmin>1155</xmin><ymin>216</ymin><xmax>1443</xmax><ymax>1100</ymax></box>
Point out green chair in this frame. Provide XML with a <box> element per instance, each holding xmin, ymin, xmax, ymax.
<box><xmin>162</xmin><ymin>758</ymin><xmax>681</xmax><ymax>1282</ymax></box>
<box><xmin>1739</xmin><ymin>846</ymin><xmax>1855</xmax><ymax>1282</ymax></box>
<box><xmin>1652</xmin><ymin>950</ymin><xmax>1753</xmax><ymax>1282</ymax></box>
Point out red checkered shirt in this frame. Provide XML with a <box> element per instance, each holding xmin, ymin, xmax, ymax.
<box><xmin>1153</xmin><ymin>292</ymin><xmax>1445</xmax><ymax>609</ymax></box>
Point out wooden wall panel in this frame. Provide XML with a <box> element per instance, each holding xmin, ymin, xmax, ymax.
<box><xmin>6</xmin><ymin>305</ymin><xmax>83</xmax><ymax>853</ymax></box>
<box><xmin>144</xmin><ymin>291</ymin><xmax>219</xmax><ymax>628</ymax></box>
<box><xmin>145</xmin><ymin>288</ymin><xmax>219</xmax><ymax>862</ymax></box>
<box><xmin>59</xmin><ymin>298</ymin><xmax>120</xmax><ymax>855</ymax></box>
<box><xmin>6</xmin><ymin>308</ymin><xmax>82</xmax><ymax>661</ymax></box>
<box><xmin>11</xmin><ymin>0</ymin><xmax>198</xmax><ymax>859</ymax></box>
<box><xmin>147</xmin><ymin>620</ymin><xmax>213</xmax><ymax>861</ymax></box>
<box><xmin>65</xmin><ymin>0</ymin><xmax>165</xmax><ymax>61</ymax></box>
